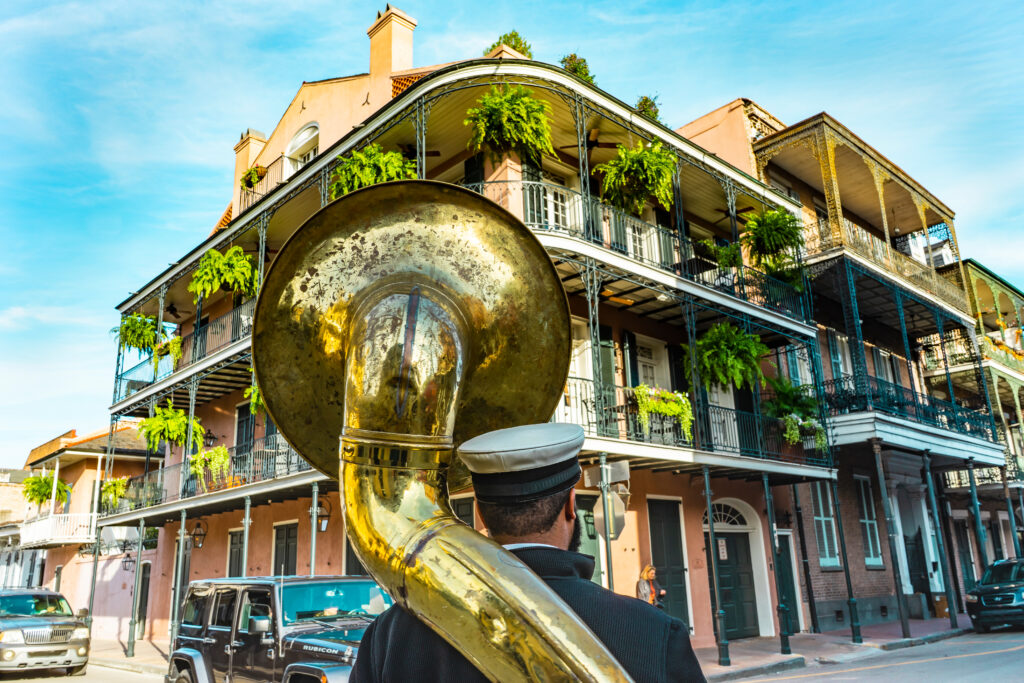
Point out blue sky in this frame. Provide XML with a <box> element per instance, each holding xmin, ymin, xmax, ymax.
<box><xmin>1</xmin><ymin>0</ymin><xmax>1022</xmax><ymax>467</ymax></box>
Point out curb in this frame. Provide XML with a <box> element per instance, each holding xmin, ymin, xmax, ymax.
<box><xmin>867</xmin><ymin>628</ymin><xmax>972</xmax><ymax>651</ymax></box>
<box><xmin>91</xmin><ymin>657</ymin><xmax>168</xmax><ymax>676</ymax></box>
<box><xmin>706</xmin><ymin>655</ymin><xmax>805</xmax><ymax>682</ymax></box>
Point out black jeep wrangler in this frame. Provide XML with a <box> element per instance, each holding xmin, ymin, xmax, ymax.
<box><xmin>166</xmin><ymin>576</ymin><xmax>392</xmax><ymax>683</ymax></box>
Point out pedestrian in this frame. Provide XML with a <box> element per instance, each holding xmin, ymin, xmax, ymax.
<box><xmin>637</xmin><ymin>564</ymin><xmax>667</xmax><ymax>609</ymax></box>
<box><xmin>352</xmin><ymin>423</ymin><xmax>706</xmax><ymax>683</ymax></box>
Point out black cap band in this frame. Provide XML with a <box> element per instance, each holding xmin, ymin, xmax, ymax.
<box><xmin>470</xmin><ymin>457</ymin><xmax>581</xmax><ymax>504</ymax></box>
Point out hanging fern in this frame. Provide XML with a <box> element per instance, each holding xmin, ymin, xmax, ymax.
<box><xmin>187</xmin><ymin>246</ymin><xmax>258</xmax><ymax>303</ymax></box>
<box><xmin>635</xmin><ymin>384</ymin><xmax>693</xmax><ymax>440</ymax></box>
<box><xmin>636</xmin><ymin>95</ymin><xmax>661</xmax><ymax>122</ymax></box>
<box><xmin>682</xmin><ymin>322</ymin><xmax>769</xmax><ymax>391</ymax></box>
<box><xmin>484</xmin><ymin>30</ymin><xmax>532</xmax><ymax>57</ymax></box>
<box><xmin>464</xmin><ymin>85</ymin><xmax>555</xmax><ymax>167</ymax></box>
<box><xmin>101</xmin><ymin>476</ymin><xmax>129</xmax><ymax>510</ymax></box>
<box><xmin>239</xmin><ymin>165</ymin><xmax>267</xmax><ymax>190</ymax></box>
<box><xmin>560</xmin><ymin>53</ymin><xmax>595</xmax><ymax>84</ymax></box>
<box><xmin>593</xmin><ymin>141</ymin><xmax>675</xmax><ymax>217</ymax></box>
<box><xmin>190</xmin><ymin>445</ymin><xmax>231</xmax><ymax>492</ymax></box>
<box><xmin>153</xmin><ymin>336</ymin><xmax>183</xmax><ymax>369</ymax></box>
<box><xmin>328</xmin><ymin>143</ymin><xmax>416</xmax><ymax>200</ymax></box>
<box><xmin>114</xmin><ymin>313</ymin><xmax>159</xmax><ymax>354</ymax></box>
<box><xmin>244</xmin><ymin>367</ymin><xmax>265</xmax><ymax>415</ymax></box>
<box><xmin>741</xmin><ymin>209</ymin><xmax>804</xmax><ymax>270</ymax></box>
<box><xmin>138</xmin><ymin>400</ymin><xmax>205</xmax><ymax>452</ymax></box>
<box><xmin>22</xmin><ymin>474</ymin><xmax>70</xmax><ymax>508</ymax></box>
<box><xmin>698</xmin><ymin>239</ymin><xmax>742</xmax><ymax>269</ymax></box>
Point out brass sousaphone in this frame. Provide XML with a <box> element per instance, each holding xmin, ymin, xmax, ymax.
<box><xmin>253</xmin><ymin>181</ymin><xmax>632</xmax><ymax>681</ymax></box>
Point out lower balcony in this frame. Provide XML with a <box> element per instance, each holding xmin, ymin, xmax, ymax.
<box><xmin>19</xmin><ymin>513</ymin><xmax>97</xmax><ymax>549</ymax></box>
<box><xmin>556</xmin><ymin>377</ymin><xmax>829</xmax><ymax>470</ymax></box>
<box><xmin>101</xmin><ymin>434</ymin><xmax>311</xmax><ymax>516</ymax></box>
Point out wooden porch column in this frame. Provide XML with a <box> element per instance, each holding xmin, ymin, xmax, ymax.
<box><xmin>812</xmin><ymin>130</ymin><xmax>844</xmax><ymax>246</ymax></box>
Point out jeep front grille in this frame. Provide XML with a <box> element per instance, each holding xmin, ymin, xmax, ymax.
<box><xmin>22</xmin><ymin>626</ymin><xmax>74</xmax><ymax>644</ymax></box>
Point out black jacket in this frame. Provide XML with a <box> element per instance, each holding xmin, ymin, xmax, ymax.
<box><xmin>352</xmin><ymin>546</ymin><xmax>706</xmax><ymax>682</ymax></box>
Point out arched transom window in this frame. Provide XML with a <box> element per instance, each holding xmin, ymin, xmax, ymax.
<box><xmin>702</xmin><ymin>502</ymin><xmax>747</xmax><ymax>528</ymax></box>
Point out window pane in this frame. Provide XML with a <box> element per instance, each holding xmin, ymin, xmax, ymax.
<box><xmin>181</xmin><ymin>592</ymin><xmax>209</xmax><ymax>626</ymax></box>
<box><xmin>212</xmin><ymin>590</ymin><xmax>237</xmax><ymax>628</ymax></box>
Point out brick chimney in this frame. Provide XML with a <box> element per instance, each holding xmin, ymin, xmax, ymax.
<box><xmin>367</xmin><ymin>5</ymin><xmax>417</xmax><ymax>107</ymax></box>
<box><xmin>233</xmin><ymin>128</ymin><xmax>267</xmax><ymax>212</ymax></box>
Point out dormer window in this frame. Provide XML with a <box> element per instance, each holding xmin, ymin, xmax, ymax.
<box><xmin>285</xmin><ymin>123</ymin><xmax>319</xmax><ymax>178</ymax></box>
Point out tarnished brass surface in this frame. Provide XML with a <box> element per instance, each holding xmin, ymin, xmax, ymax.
<box><xmin>253</xmin><ymin>181</ymin><xmax>632</xmax><ymax>682</ymax></box>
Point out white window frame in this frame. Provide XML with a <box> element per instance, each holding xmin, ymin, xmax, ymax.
<box><xmin>854</xmin><ymin>476</ymin><xmax>883</xmax><ymax>567</ymax></box>
<box><xmin>810</xmin><ymin>481</ymin><xmax>840</xmax><ymax>568</ymax></box>
<box><xmin>285</xmin><ymin>122</ymin><xmax>320</xmax><ymax>178</ymax></box>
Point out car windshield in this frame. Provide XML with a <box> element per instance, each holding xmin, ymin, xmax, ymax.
<box><xmin>980</xmin><ymin>562</ymin><xmax>1024</xmax><ymax>585</ymax></box>
<box><xmin>0</xmin><ymin>594</ymin><xmax>73</xmax><ymax>617</ymax></box>
<box><xmin>281</xmin><ymin>580</ymin><xmax>392</xmax><ymax>625</ymax></box>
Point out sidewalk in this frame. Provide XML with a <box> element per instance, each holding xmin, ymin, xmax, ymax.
<box><xmin>696</xmin><ymin>616</ymin><xmax>970</xmax><ymax>681</ymax></box>
<box><xmin>90</xmin><ymin>638</ymin><xmax>170</xmax><ymax>676</ymax></box>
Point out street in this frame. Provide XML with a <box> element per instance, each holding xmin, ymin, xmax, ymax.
<box><xmin>0</xmin><ymin>666</ymin><xmax>161</xmax><ymax>682</ymax></box>
<box><xmin>743</xmin><ymin>628</ymin><xmax>1024</xmax><ymax>682</ymax></box>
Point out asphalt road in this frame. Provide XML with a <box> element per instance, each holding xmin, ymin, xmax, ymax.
<box><xmin>0</xmin><ymin>664</ymin><xmax>161</xmax><ymax>682</ymax></box>
<box><xmin>744</xmin><ymin>627</ymin><xmax>1024</xmax><ymax>682</ymax></box>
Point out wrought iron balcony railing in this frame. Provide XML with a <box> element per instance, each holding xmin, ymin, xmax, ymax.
<box><xmin>943</xmin><ymin>452</ymin><xmax>1023</xmax><ymax>489</ymax></box>
<box><xmin>555</xmin><ymin>376</ymin><xmax>829</xmax><ymax>468</ymax></box>
<box><xmin>923</xmin><ymin>333</ymin><xmax>1024</xmax><ymax>378</ymax></box>
<box><xmin>20</xmin><ymin>513</ymin><xmax>97</xmax><ymax>548</ymax></box>
<box><xmin>462</xmin><ymin>180</ymin><xmax>808</xmax><ymax>323</ymax></box>
<box><xmin>100</xmin><ymin>434</ymin><xmax>310</xmax><ymax>516</ymax></box>
<box><xmin>822</xmin><ymin>375</ymin><xmax>995</xmax><ymax>441</ymax></box>
<box><xmin>114</xmin><ymin>298</ymin><xmax>256</xmax><ymax>404</ymax></box>
<box><xmin>805</xmin><ymin>218</ymin><xmax>968</xmax><ymax>313</ymax></box>
<box><xmin>238</xmin><ymin>156</ymin><xmax>285</xmax><ymax>213</ymax></box>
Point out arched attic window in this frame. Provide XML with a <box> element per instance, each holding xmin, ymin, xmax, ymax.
<box><xmin>285</xmin><ymin>123</ymin><xmax>319</xmax><ymax>178</ymax></box>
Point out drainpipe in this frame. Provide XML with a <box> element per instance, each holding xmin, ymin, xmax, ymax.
<box><xmin>702</xmin><ymin>466</ymin><xmax>730</xmax><ymax>666</ymax></box>
<box><xmin>170</xmin><ymin>510</ymin><xmax>187</xmax><ymax>643</ymax></box>
<box><xmin>242</xmin><ymin>496</ymin><xmax>251</xmax><ymax>578</ymax></box>
<box><xmin>873</xmin><ymin>440</ymin><xmax>911</xmax><ymax>638</ymax></box>
<box><xmin>126</xmin><ymin>518</ymin><xmax>145</xmax><ymax>657</ymax></box>
<box><xmin>966</xmin><ymin>459</ymin><xmax>989</xmax><ymax>570</ymax></box>
<box><xmin>791</xmin><ymin>484</ymin><xmax>820</xmax><ymax>633</ymax></box>
<box><xmin>762</xmin><ymin>474</ymin><xmax>791</xmax><ymax>654</ymax></box>
<box><xmin>309</xmin><ymin>482</ymin><xmax>319</xmax><ymax>577</ymax></box>
<box><xmin>1003</xmin><ymin>467</ymin><xmax>1022</xmax><ymax>558</ymax></box>
<box><xmin>923</xmin><ymin>452</ymin><xmax>958</xmax><ymax>628</ymax></box>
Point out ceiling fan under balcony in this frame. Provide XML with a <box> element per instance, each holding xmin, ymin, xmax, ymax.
<box><xmin>397</xmin><ymin>143</ymin><xmax>441</xmax><ymax>158</ymax></box>
<box><xmin>558</xmin><ymin>129</ymin><xmax>620</xmax><ymax>158</ymax></box>
<box><xmin>713</xmin><ymin>206</ymin><xmax>756</xmax><ymax>225</ymax></box>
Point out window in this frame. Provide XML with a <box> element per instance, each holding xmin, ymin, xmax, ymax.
<box><xmin>228</xmin><ymin>531</ymin><xmax>244</xmax><ymax>577</ymax></box>
<box><xmin>273</xmin><ymin>523</ymin><xmax>298</xmax><ymax>576</ymax></box>
<box><xmin>211</xmin><ymin>589</ymin><xmax>237</xmax><ymax>628</ymax></box>
<box><xmin>854</xmin><ymin>476</ymin><xmax>883</xmax><ymax>567</ymax></box>
<box><xmin>810</xmin><ymin>481</ymin><xmax>840</xmax><ymax>568</ymax></box>
<box><xmin>285</xmin><ymin>123</ymin><xmax>320</xmax><ymax>178</ymax></box>
<box><xmin>181</xmin><ymin>591</ymin><xmax>209</xmax><ymax>627</ymax></box>
<box><xmin>786</xmin><ymin>348</ymin><xmax>804</xmax><ymax>386</ymax></box>
<box><xmin>237</xmin><ymin>590</ymin><xmax>272</xmax><ymax>633</ymax></box>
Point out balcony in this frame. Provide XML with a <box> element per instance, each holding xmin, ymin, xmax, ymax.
<box><xmin>238</xmin><ymin>155</ymin><xmax>285</xmax><ymax>214</ymax></box>
<box><xmin>555</xmin><ymin>377</ymin><xmax>828</xmax><ymax>468</ymax></box>
<box><xmin>943</xmin><ymin>452</ymin><xmax>1024</xmax><ymax>489</ymax></box>
<box><xmin>101</xmin><ymin>434</ymin><xmax>310</xmax><ymax>516</ymax></box>
<box><xmin>822</xmin><ymin>375</ymin><xmax>995</xmax><ymax>441</ymax></box>
<box><xmin>463</xmin><ymin>180</ymin><xmax>807</xmax><ymax>323</ymax></box>
<box><xmin>20</xmin><ymin>513</ymin><xmax>97</xmax><ymax>549</ymax></box>
<box><xmin>115</xmin><ymin>298</ymin><xmax>255</xmax><ymax>403</ymax></box>
<box><xmin>805</xmin><ymin>218</ymin><xmax>968</xmax><ymax>313</ymax></box>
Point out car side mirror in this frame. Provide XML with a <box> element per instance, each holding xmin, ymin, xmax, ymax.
<box><xmin>77</xmin><ymin>608</ymin><xmax>89</xmax><ymax>619</ymax></box>
<box><xmin>249</xmin><ymin>615</ymin><xmax>272</xmax><ymax>634</ymax></box>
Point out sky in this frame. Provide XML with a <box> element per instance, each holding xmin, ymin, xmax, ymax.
<box><xmin>1</xmin><ymin>0</ymin><xmax>1023</xmax><ymax>467</ymax></box>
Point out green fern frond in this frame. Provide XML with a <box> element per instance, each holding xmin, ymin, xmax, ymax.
<box><xmin>329</xmin><ymin>143</ymin><xmax>416</xmax><ymax>200</ymax></box>
<box><xmin>593</xmin><ymin>141</ymin><xmax>675</xmax><ymax>217</ymax></box>
<box><xmin>464</xmin><ymin>85</ymin><xmax>555</xmax><ymax>167</ymax></box>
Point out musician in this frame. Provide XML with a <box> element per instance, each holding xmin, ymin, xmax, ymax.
<box><xmin>351</xmin><ymin>423</ymin><xmax>706</xmax><ymax>682</ymax></box>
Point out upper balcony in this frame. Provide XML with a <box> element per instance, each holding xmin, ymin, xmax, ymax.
<box><xmin>19</xmin><ymin>513</ymin><xmax>97</xmax><ymax>549</ymax></box>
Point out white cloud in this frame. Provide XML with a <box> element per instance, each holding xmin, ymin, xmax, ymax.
<box><xmin>0</xmin><ymin>306</ymin><xmax>112</xmax><ymax>331</ymax></box>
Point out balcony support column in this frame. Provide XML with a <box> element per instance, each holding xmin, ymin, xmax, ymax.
<box><xmin>127</xmin><ymin>518</ymin><xmax>145</xmax><ymax>657</ymax></box>
<box><xmin>413</xmin><ymin>98</ymin><xmax>431</xmax><ymax>180</ymax></box>
<box><xmin>967</xmin><ymin>459</ymin><xmax>990</xmax><ymax>569</ymax></box>
<box><xmin>724</xmin><ymin>179</ymin><xmax>739</xmax><ymax>243</ymax></box>
<box><xmin>968</xmin><ymin>324</ymin><xmax>998</xmax><ymax>439</ymax></box>
<box><xmin>791</xmin><ymin>484</ymin><xmax>819</xmax><ymax>632</ymax></box>
<box><xmin>873</xmin><ymin>439</ymin><xmax>911</xmax><ymax>638</ymax></box>
<box><xmin>812</xmin><ymin>129</ymin><xmax>844</xmax><ymax>245</ymax></box>
<box><xmin>683</xmin><ymin>300</ymin><xmax>710</xmax><ymax>449</ymax></box>
<box><xmin>937</xmin><ymin>481</ymin><xmax>964</xmax><ymax>612</ymax></box>
<box><xmin>309</xmin><ymin>481</ymin><xmax>318</xmax><ymax>577</ymax></box>
<box><xmin>112</xmin><ymin>314</ymin><xmax>126</xmax><ymax>404</ymax></box>
<box><xmin>257</xmin><ymin>215</ymin><xmax>269</xmax><ymax>285</ymax></box>
<box><xmin>242</xmin><ymin>495</ymin><xmax>251</xmax><ymax>578</ymax></box>
<box><xmin>702</xmin><ymin>466</ymin><xmax>730</xmax><ymax>666</ymax></box>
<box><xmin>934</xmin><ymin>313</ymin><xmax>958</xmax><ymax>412</ymax></box>
<box><xmin>894</xmin><ymin>288</ymin><xmax>922</xmax><ymax>415</ymax></box>
<box><xmin>170</xmin><ymin>509</ymin><xmax>187</xmax><ymax>643</ymax></box>
<box><xmin>1001</xmin><ymin>466</ymin><xmax>1022</xmax><ymax>558</ymax></box>
<box><xmin>569</xmin><ymin>95</ymin><xmax>594</xmax><ymax>241</ymax></box>
<box><xmin>923</xmin><ymin>451</ymin><xmax>958</xmax><ymax>628</ymax></box>
<box><xmin>319</xmin><ymin>167</ymin><xmax>331</xmax><ymax>207</ymax></box>
<box><xmin>762</xmin><ymin>474</ymin><xmax>791</xmax><ymax>654</ymax></box>
<box><xmin>829</xmin><ymin>477</ymin><xmax>862</xmax><ymax>643</ymax></box>
<box><xmin>868</xmin><ymin>161</ymin><xmax>894</xmax><ymax>262</ymax></box>
<box><xmin>154</xmin><ymin>285</ymin><xmax>167</xmax><ymax>382</ymax></box>
<box><xmin>838</xmin><ymin>261</ymin><xmax>870</xmax><ymax>407</ymax></box>
<box><xmin>86</xmin><ymin>419</ymin><xmax>118</xmax><ymax>628</ymax></box>
<box><xmin>49</xmin><ymin>457</ymin><xmax>60</xmax><ymax>516</ymax></box>
<box><xmin>806</xmin><ymin>339</ymin><xmax>831</xmax><ymax>465</ymax></box>
<box><xmin>581</xmin><ymin>258</ymin><xmax>607</xmax><ymax>434</ymax></box>
<box><xmin>181</xmin><ymin>378</ymin><xmax>199</xmax><ymax>498</ymax></box>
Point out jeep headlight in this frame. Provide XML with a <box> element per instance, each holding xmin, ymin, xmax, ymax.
<box><xmin>0</xmin><ymin>630</ymin><xmax>24</xmax><ymax>644</ymax></box>
<box><xmin>72</xmin><ymin>627</ymin><xmax>89</xmax><ymax>641</ymax></box>
<box><xmin>965</xmin><ymin>594</ymin><xmax>978</xmax><ymax>603</ymax></box>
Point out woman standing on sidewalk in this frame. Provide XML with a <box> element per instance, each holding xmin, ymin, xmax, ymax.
<box><xmin>637</xmin><ymin>564</ymin><xmax>667</xmax><ymax>609</ymax></box>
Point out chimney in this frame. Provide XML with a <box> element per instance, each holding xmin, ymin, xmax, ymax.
<box><xmin>233</xmin><ymin>128</ymin><xmax>267</xmax><ymax>213</ymax></box>
<box><xmin>367</xmin><ymin>5</ymin><xmax>417</xmax><ymax>106</ymax></box>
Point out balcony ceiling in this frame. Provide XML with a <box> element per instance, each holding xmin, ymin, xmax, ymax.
<box><xmin>116</xmin><ymin>355</ymin><xmax>252</xmax><ymax>418</ymax></box>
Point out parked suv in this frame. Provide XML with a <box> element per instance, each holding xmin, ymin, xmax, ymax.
<box><xmin>0</xmin><ymin>588</ymin><xmax>91</xmax><ymax>675</ymax></box>
<box><xmin>965</xmin><ymin>558</ymin><xmax>1024</xmax><ymax>632</ymax></box>
<box><xmin>167</xmin><ymin>576</ymin><xmax>393</xmax><ymax>683</ymax></box>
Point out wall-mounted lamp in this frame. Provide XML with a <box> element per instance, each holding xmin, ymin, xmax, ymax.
<box><xmin>121</xmin><ymin>553</ymin><xmax>135</xmax><ymax>572</ymax></box>
<box><xmin>190</xmin><ymin>520</ymin><xmax>208</xmax><ymax>549</ymax></box>
<box><xmin>313</xmin><ymin>498</ymin><xmax>332</xmax><ymax>533</ymax></box>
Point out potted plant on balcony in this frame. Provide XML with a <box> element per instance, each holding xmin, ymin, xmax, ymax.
<box><xmin>683</xmin><ymin>322</ymin><xmax>769</xmax><ymax>390</ymax></box>
<box><xmin>464</xmin><ymin>85</ymin><xmax>555</xmax><ymax>167</ymax></box>
<box><xmin>100</xmin><ymin>476</ymin><xmax>129</xmax><ymax>512</ymax></box>
<box><xmin>560</xmin><ymin>53</ymin><xmax>595</xmax><ymax>84</ymax></box>
<box><xmin>239</xmin><ymin>165</ymin><xmax>267</xmax><ymax>190</ymax></box>
<box><xmin>741</xmin><ymin>209</ymin><xmax>807</xmax><ymax>291</ymax></box>
<box><xmin>21</xmin><ymin>473</ymin><xmax>70</xmax><ymax>511</ymax></box>
<box><xmin>114</xmin><ymin>312</ymin><xmax>159</xmax><ymax>354</ymax></box>
<box><xmin>328</xmin><ymin>143</ymin><xmax>416</xmax><ymax>200</ymax></box>
<box><xmin>592</xmin><ymin>141</ymin><xmax>675</xmax><ymax>218</ymax></box>
<box><xmin>484</xmin><ymin>30</ymin><xmax>533</xmax><ymax>57</ymax></box>
<box><xmin>138</xmin><ymin>400</ymin><xmax>205</xmax><ymax>453</ymax></box>
<box><xmin>635</xmin><ymin>95</ymin><xmax>660</xmax><ymax>122</ymax></box>
<box><xmin>762</xmin><ymin>375</ymin><xmax>827</xmax><ymax>450</ymax></box>
<box><xmin>635</xmin><ymin>384</ymin><xmax>693</xmax><ymax>440</ymax></box>
<box><xmin>187</xmin><ymin>245</ymin><xmax>258</xmax><ymax>302</ymax></box>
<box><xmin>152</xmin><ymin>335</ymin><xmax>183</xmax><ymax>370</ymax></box>
<box><xmin>244</xmin><ymin>368</ymin><xmax>265</xmax><ymax>416</ymax></box>
<box><xmin>189</xmin><ymin>445</ymin><xmax>231</xmax><ymax>493</ymax></box>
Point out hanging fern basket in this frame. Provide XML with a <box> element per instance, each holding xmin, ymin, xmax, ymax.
<box><xmin>635</xmin><ymin>385</ymin><xmax>693</xmax><ymax>440</ymax></box>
